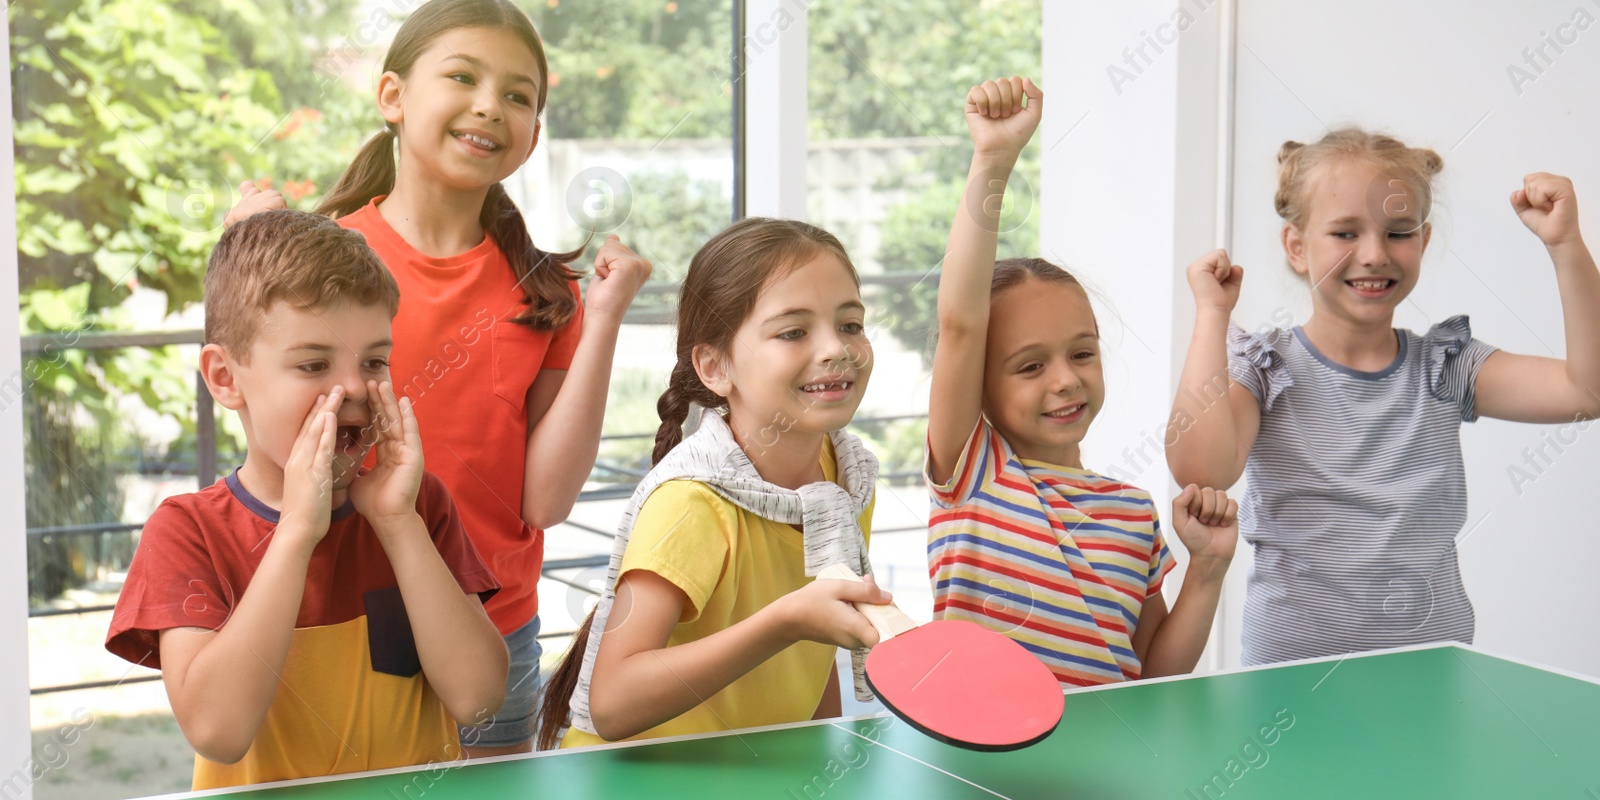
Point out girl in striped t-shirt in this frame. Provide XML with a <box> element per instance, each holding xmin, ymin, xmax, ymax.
<box><xmin>1168</xmin><ymin>128</ymin><xmax>1600</xmax><ymax>665</ymax></box>
<box><xmin>926</xmin><ymin>77</ymin><xmax>1241</xmax><ymax>687</ymax></box>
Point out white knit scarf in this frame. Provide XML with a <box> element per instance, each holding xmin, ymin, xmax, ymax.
<box><xmin>568</xmin><ymin>411</ymin><xmax>879</xmax><ymax>737</ymax></box>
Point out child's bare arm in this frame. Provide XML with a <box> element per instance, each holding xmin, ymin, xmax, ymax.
<box><xmin>585</xmin><ymin>571</ymin><xmax>887</xmax><ymax>742</ymax></box>
<box><xmin>1476</xmin><ymin>173</ymin><xmax>1600</xmax><ymax>422</ymax></box>
<box><xmin>928</xmin><ymin>77</ymin><xmax>1043</xmax><ymax>484</ymax></box>
<box><xmin>1167</xmin><ymin>250</ymin><xmax>1259</xmax><ymax>489</ymax></box>
<box><xmin>1134</xmin><ymin>486</ymin><xmax>1237</xmax><ymax>678</ymax></box>
<box><xmin>373</xmin><ymin>513</ymin><xmax>507</xmax><ymax>723</ymax></box>
<box><xmin>158</xmin><ymin>391</ymin><xmax>342</xmax><ymax>763</ymax></box>
<box><xmin>811</xmin><ymin>663</ymin><xmax>842</xmax><ymax>720</ymax></box>
<box><xmin>522</xmin><ymin>236</ymin><xmax>653</xmax><ymax>529</ymax></box>
<box><xmin>355</xmin><ymin>381</ymin><xmax>508</xmax><ymax>722</ymax></box>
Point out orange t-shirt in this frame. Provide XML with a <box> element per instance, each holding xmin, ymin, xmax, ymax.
<box><xmin>340</xmin><ymin>198</ymin><xmax>584</xmax><ymax>634</ymax></box>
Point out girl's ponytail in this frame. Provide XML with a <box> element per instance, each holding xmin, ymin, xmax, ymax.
<box><xmin>480</xmin><ymin>182</ymin><xmax>587</xmax><ymax>331</ymax></box>
<box><xmin>314</xmin><ymin>128</ymin><xmax>399</xmax><ymax>220</ymax></box>
<box><xmin>535</xmin><ymin>325</ymin><xmax>722</xmax><ymax>751</ymax></box>
<box><xmin>652</xmin><ymin>360</ymin><xmax>726</xmax><ymax>465</ymax></box>
<box><xmin>313</xmin><ymin>139</ymin><xmax>584</xmax><ymax>331</ymax></box>
<box><xmin>1273</xmin><ymin>127</ymin><xmax>1444</xmax><ymax>232</ymax></box>
<box><xmin>535</xmin><ymin>353</ymin><xmax>724</xmax><ymax>750</ymax></box>
<box><xmin>535</xmin><ymin>607</ymin><xmax>595</xmax><ymax>750</ymax></box>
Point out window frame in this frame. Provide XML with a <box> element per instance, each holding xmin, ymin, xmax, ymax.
<box><xmin>1</xmin><ymin>12</ymin><xmax>37</xmax><ymax>794</ymax></box>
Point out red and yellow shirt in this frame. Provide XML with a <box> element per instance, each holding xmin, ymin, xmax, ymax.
<box><xmin>105</xmin><ymin>470</ymin><xmax>497</xmax><ymax>790</ymax></box>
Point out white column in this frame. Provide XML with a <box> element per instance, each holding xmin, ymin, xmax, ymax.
<box><xmin>1042</xmin><ymin>1</ymin><xmax>1231</xmax><ymax>669</ymax></box>
<box><xmin>0</xmin><ymin>12</ymin><xmax>35</xmax><ymax>799</ymax></box>
<box><xmin>742</xmin><ymin>0</ymin><xmax>809</xmax><ymax>220</ymax></box>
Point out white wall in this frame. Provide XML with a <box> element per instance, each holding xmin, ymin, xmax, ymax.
<box><xmin>1046</xmin><ymin>0</ymin><xmax>1600</xmax><ymax>677</ymax></box>
<box><xmin>1044</xmin><ymin>0</ymin><xmax>1232</xmax><ymax>669</ymax></box>
<box><xmin>1228</xmin><ymin>0</ymin><xmax>1600</xmax><ymax>676</ymax></box>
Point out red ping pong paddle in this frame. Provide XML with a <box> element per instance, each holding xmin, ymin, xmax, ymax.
<box><xmin>820</xmin><ymin>564</ymin><xmax>1064</xmax><ymax>751</ymax></box>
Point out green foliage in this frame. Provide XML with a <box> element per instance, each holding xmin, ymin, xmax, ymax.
<box><xmin>23</xmin><ymin>389</ymin><xmax>137</xmax><ymax>604</ymax></box>
<box><xmin>564</xmin><ymin>168</ymin><xmax>734</xmax><ymax>310</ymax></box>
<box><xmin>11</xmin><ymin>0</ymin><xmax>1042</xmax><ymax>536</ymax></box>
<box><xmin>594</xmin><ymin>367</ymin><xmax>669</xmax><ymax>480</ymax></box>
<box><xmin>876</xmin><ymin>145</ymin><xmax>1042</xmax><ymax>366</ymax></box>
<box><xmin>808</xmin><ymin>0</ymin><xmax>1042</xmax><ymax>140</ymax></box>
<box><xmin>532</xmin><ymin>1</ymin><xmax>733</xmax><ymax>140</ymax></box>
<box><xmin>849</xmin><ymin>416</ymin><xmax>927</xmax><ymax>480</ymax></box>
<box><xmin>530</xmin><ymin>0</ymin><xmax>1041</xmax><ymax>142</ymax></box>
<box><xmin>11</xmin><ymin>0</ymin><xmax>371</xmax><ymax>466</ymax></box>
<box><xmin>12</xmin><ymin>0</ymin><xmax>367</xmax><ymax>312</ymax></box>
<box><xmin>806</xmin><ymin>0</ymin><xmax>1043</xmax><ymax>363</ymax></box>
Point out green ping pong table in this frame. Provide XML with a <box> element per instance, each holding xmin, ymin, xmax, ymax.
<box><xmin>160</xmin><ymin>644</ymin><xmax>1600</xmax><ymax>800</ymax></box>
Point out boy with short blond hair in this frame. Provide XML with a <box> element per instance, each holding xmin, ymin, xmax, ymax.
<box><xmin>107</xmin><ymin>210</ymin><xmax>507</xmax><ymax>790</ymax></box>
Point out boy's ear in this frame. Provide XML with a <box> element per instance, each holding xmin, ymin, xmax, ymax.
<box><xmin>200</xmin><ymin>343</ymin><xmax>247</xmax><ymax>411</ymax></box>
<box><xmin>1281</xmin><ymin>223</ymin><xmax>1310</xmax><ymax>277</ymax></box>
<box><xmin>376</xmin><ymin>71</ymin><xmax>405</xmax><ymax>128</ymax></box>
<box><xmin>691</xmin><ymin>343</ymin><xmax>731</xmax><ymax>399</ymax></box>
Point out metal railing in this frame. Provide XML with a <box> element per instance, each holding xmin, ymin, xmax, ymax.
<box><xmin>22</xmin><ymin>279</ymin><xmax>933</xmax><ymax>694</ymax></box>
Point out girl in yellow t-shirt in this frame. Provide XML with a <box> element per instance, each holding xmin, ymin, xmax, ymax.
<box><xmin>538</xmin><ymin>217</ymin><xmax>894</xmax><ymax>749</ymax></box>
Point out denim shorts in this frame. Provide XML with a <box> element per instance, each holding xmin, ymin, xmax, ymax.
<box><xmin>457</xmin><ymin>615</ymin><xmax>543</xmax><ymax>749</ymax></box>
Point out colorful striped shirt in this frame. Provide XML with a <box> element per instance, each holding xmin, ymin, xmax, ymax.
<box><xmin>926</xmin><ymin>418</ymin><xmax>1175</xmax><ymax>686</ymax></box>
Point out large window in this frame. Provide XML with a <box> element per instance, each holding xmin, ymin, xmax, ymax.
<box><xmin>15</xmin><ymin>2</ymin><xmax>377</xmax><ymax>796</ymax></box>
<box><xmin>12</xmin><ymin>2</ymin><xmax>734</xmax><ymax>796</ymax></box>
<box><xmin>804</xmin><ymin>0</ymin><xmax>1042</xmax><ymax>628</ymax></box>
<box><xmin>11</xmin><ymin>0</ymin><xmax>1046</xmax><ymax>792</ymax></box>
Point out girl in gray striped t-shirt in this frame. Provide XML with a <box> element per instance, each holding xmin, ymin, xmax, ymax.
<box><xmin>1167</xmin><ymin>127</ymin><xmax>1600</xmax><ymax>665</ymax></box>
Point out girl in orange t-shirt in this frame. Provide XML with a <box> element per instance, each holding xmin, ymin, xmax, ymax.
<box><xmin>226</xmin><ymin>0</ymin><xmax>651</xmax><ymax>755</ymax></box>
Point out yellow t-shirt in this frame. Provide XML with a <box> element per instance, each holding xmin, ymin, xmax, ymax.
<box><xmin>563</xmin><ymin>439</ymin><xmax>875</xmax><ymax>747</ymax></box>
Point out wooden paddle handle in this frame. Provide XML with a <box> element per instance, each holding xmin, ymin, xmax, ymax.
<box><xmin>817</xmin><ymin>563</ymin><xmax>920</xmax><ymax>642</ymax></box>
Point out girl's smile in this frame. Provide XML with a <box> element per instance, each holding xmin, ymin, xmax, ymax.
<box><xmin>1344</xmin><ymin>275</ymin><xmax>1399</xmax><ymax>300</ymax></box>
<box><xmin>982</xmin><ymin>279</ymin><xmax>1103</xmax><ymax>468</ymax></box>
<box><xmin>1042</xmin><ymin>401</ymin><xmax>1089</xmax><ymax>425</ymax></box>
<box><xmin>798</xmin><ymin>376</ymin><xmax>856</xmax><ymax>404</ymax></box>
<box><xmin>696</xmin><ymin>251</ymin><xmax>872</xmax><ymax>487</ymax></box>
<box><xmin>1286</xmin><ymin>158</ymin><xmax>1430</xmax><ymax>330</ymax></box>
<box><xmin>451</xmin><ymin>127</ymin><xmax>505</xmax><ymax>156</ymax></box>
<box><xmin>380</xmin><ymin>27</ymin><xmax>543</xmax><ymax>193</ymax></box>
